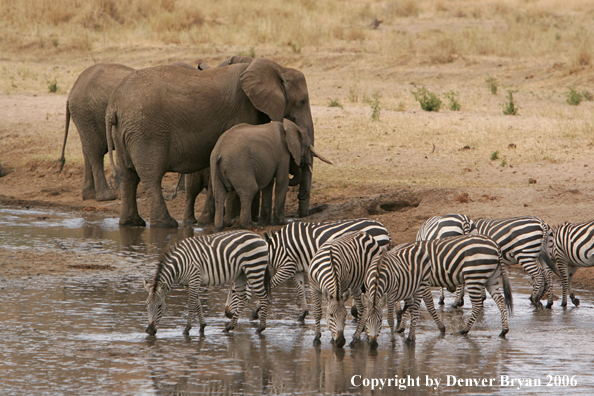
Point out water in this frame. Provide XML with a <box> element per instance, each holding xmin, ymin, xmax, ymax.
<box><xmin>1</xmin><ymin>206</ymin><xmax>594</xmax><ymax>395</ymax></box>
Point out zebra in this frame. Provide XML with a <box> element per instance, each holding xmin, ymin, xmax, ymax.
<box><xmin>400</xmin><ymin>235</ymin><xmax>513</xmax><ymax>337</ymax></box>
<box><xmin>145</xmin><ymin>230</ymin><xmax>271</xmax><ymax>336</ymax></box>
<box><xmin>365</xmin><ymin>243</ymin><xmax>446</xmax><ymax>349</ymax></box>
<box><xmin>550</xmin><ymin>220</ymin><xmax>594</xmax><ymax>307</ymax></box>
<box><xmin>416</xmin><ymin>213</ymin><xmax>476</xmax><ymax>305</ymax></box>
<box><xmin>225</xmin><ymin>218</ymin><xmax>391</xmax><ymax>322</ymax></box>
<box><xmin>472</xmin><ymin>216</ymin><xmax>559</xmax><ymax>309</ymax></box>
<box><xmin>308</xmin><ymin>231</ymin><xmax>384</xmax><ymax>347</ymax></box>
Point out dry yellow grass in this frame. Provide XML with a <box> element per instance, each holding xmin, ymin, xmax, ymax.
<box><xmin>1</xmin><ymin>0</ymin><xmax>594</xmax><ymax>199</ymax></box>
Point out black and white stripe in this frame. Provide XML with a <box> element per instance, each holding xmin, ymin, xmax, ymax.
<box><xmin>145</xmin><ymin>230</ymin><xmax>270</xmax><ymax>335</ymax></box>
<box><xmin>365</xmin><ymin>243</ymin><xmax>446</xmax><ymax>349</ymax></box>
<box><xmin>551</xmin><ymin>220</ymin><xmax>594</xmax><ymax>307</ymax></box>
<box><xmin>309</xmin><ymin>231</ymin><xmax>384</xmax><ymax>347</ymax></box>
<box><xmin>416</xmin><ymin>235</ymin><xmax>513</xmax><ymax>337</ymax></box>
<box><xmin>416</xmin><ymin>213</ymin><xmax>475</xmax><ymax>305</ymax></box>
<box><xmin>474</xmin><ymin>216</ymin><xmax>555</xmax><ymax>308</ymax></box>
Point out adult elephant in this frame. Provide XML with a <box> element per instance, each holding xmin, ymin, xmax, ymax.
<box><xmin>107</xmin><ymin>58</ymin><xmax>316</xmax><ymax>228</ymax></box>
<box><xmin>58</xmin><ymin>61</ymin><xmax>208</xmax><ymax>201</ymax></box>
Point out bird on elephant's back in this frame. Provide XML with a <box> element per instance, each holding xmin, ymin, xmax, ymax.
<box><xmin>106</xmin><ymin>57</ymin><xmax>317</xmax><ymax>229</ymax></box>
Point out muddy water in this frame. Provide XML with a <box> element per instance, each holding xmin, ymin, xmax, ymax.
<box><xmin>2</xmin><ymin>207</ymin><xmax>594</xmax><ymax>395</ymax></box>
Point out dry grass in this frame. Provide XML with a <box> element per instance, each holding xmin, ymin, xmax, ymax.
<box><xmin>1</xmin><ymin>0</ymin><xmax>594</xmax><ymax>198</ymax></box>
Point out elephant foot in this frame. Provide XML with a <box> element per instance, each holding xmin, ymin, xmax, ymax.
<box><xmin>120</xmin><ymin>215</ymin><xmax>146</xmax><ymax>228</ymax></box>
<box><xmin>82</xmin><ymin>189</ymin><xmax>96</xmax><ymax>201</ymax></box>
<box><xmin>197</xmin><ymin>212</ymin><xmax>214</xmax><ymax>226</ymax></box>
<box><xmin>150</xmin><ymin>216</ymin><xmax>179</xmax><ymax>229</ymax></box>
<box><xmin>182</xmin><ymin>216</ymin><xmax>197</xmax><ymax>228</ymax></box>
<box><xmin>96</xmin><ymin>189</ymin><xmax>117</xmax><ymax>202</ymax></box>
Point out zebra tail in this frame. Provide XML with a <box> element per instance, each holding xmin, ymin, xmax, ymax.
<box><xmin>501</xmin><ymin>265</ymin><xmax>513</xmax><ymax>315</ymax></box>
<box><xmin>539</xmin><ymin>251</ymin><xmax>561</xmax><ymax>279</ymax></box>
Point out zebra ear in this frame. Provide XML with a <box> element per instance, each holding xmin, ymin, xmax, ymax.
<box><xmin>264</xmin><ymin>232</ymin><xmax>271</xmax><ymax>243</ymax></box>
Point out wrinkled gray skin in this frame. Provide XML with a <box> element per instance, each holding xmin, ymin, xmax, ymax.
<box><xmin>58</xmin><ymin>61</ymin><xmax>204</xmax><ymax>202</ymax></box>
<box><xmin>211</xmin><ymin>119</ymin><xmax>317</xmax><ymax>231</ymax></box>
<box><xmin>107</xmin><ymin>58</ymin><xmax>315</xmax><ymax>228</ymax></box>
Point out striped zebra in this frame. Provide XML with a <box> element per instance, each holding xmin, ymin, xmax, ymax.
<box><xmin>551</xmin><ymin>220</ymin><xmax>594</xmax><ymax>307</ymax></box>
<box><xmin>416</xmin><ymin>213</ymin><xmax>476</xmax><ymax>305</ymax></box>
<box><xmin>365</xmin><ymin>244</ymin><xmax>446</xmax><ymax>349</ymax></box>
<box><xmin>472</xmin><ymin>216</ymin><xmax>558</xmax><ymax>308</ymax></box>
<box><xmin>403</xmin><ymin>235</ymin><xmax>513</xmax><ymax>337</ymax></box>
<box><xmin>145</xmin><ymin>230</ymin><xmax>271</xmax><ymax>336</ymax></box>
<box><xmin>226</xmin><ymin>218</ymin><xmax>391</xmax><ymax>322</ymax></box>
<box><xmin>309</xmin><ymin>231</ymin><xmax>384</xmax><ymax>347</ymax></box>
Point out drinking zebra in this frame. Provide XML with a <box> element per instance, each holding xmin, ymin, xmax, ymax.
<box><xmin>551</xmin><ymin>220</ymin><xmax>594</xmax><ymax>307</ymax></box>
<box><xmin>145</xmin><ymin>230</ymin><xmax>271</xmax><ymax>336</ymax></box>
<box><xmin>365</xmin><ymin>244</ymin><xmax>446</xmax><ymax>349</ymax></box>
<box><xmin>402</xmin><ymin>235</ymin><xmax>513</xmax><ymax>337</ymax></box>
<box><xmin>416</xmin><ymin>213</ymin><xmax>476</xmax><ymax>305</ymax></box>
<box><xmin>226</xmin><ymin>218</ymin><xmax>391</xmax><ymax>322</ymax></box>
<box><xmin>309</xmin><ymin>231</ymin><xmax>384</xmax><ymax>347</ymax></box>
<box><xmin>472</xmin><ymin>216</ymin><xmax>559</xmax><ymax>309</ymax></box>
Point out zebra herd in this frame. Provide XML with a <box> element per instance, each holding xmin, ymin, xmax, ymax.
<box><xmin>144</xmin><ymin>216</ymin><xmax>594</xmax><ymax>349</ymax></box>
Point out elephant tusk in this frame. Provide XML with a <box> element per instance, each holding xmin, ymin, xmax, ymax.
<box><xmin>310</xmin><ymin>146</ymin><xmax>334</xmax><ymax>165</ymax></box>
<box><xmin>308</xmin><ymin>164</ymin><xmax>313</xmax><ymax>174</ymax></box>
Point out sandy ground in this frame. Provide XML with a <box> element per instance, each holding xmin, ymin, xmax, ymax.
<box><xmin>1</xmin><ymin>49</ymin><xmax>594</xmax><ymax>296</ymax></box>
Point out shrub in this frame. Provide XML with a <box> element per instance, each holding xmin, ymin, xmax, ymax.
<box><xmin>443</xmin><ymin>90</ymin><xmax>461</xmax><ymax>111</ymax></box>
<box><xmin>490</xmin><ymin>151</ymin><xmax>499</xmax><ymax>161</ymax></box>
<box><xmin>566</xmin><ymin>87</ymin><xmax>582</xmax><ymax>106</ymax></box>
<box><xmin>411</xmin><ymin>87</ymin><xmax>442</xmax><ymax>112</ymax></box>
<box><xmin>370</xmin><ymin>93</ymin><xmax>381</xmax><ymax>121</ymax></box>
<box><xmin>502</xmin><ymin>89</ymin><xmax>519</xmax><ymax>115</ymax></box>
<box><xmin>47</xmin><ymin>78</ymin><xmax>58</xmax><ymax>93</ymax></box>
<box><xmin>328</xmin><ymin>98</ymin><xmax>343</xmax><ymax>109</ymax></box>
<box><xmin>485</xmin><ymin>75</ymin><xmax>499</xmax><ymax>95</ymax></box>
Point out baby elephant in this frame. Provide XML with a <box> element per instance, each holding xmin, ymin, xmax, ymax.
<box><xmin>211</xmin><ymin>119</ymin><xmax>331</xmax><ymax>231</ymax></box>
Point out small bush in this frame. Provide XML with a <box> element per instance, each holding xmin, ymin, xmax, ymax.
<box><xmin>328</xmin><ymin>98</ymin><xmax>343</xmax><ymax>109</ymax></box>
<box><xmin>443</xmin><ymin>90</ymin><xmax>461</xmax><ymax>111</ymax></box>
<box><xmin>370</xmin><ymin>93</ymin><xmax>381</xmax><ymax>121</ymax></box>
<box><xmin>411</xmin><ymin>87</ymin><xmax>442</xmax><ymax>112</ymax></box>
<box><xmin>485</xmin><ymin>75</ymin><xmax>499</xmax><ymax>95</ymax></box>
<box><xmin>47</xmin><ymin>78</ymin><xmax>58</xmax><ymax>93</ymax></box>
<box><xmin>502</xmin><ymin>89</ymin><xmax>519</xmax><ymax>115</ymax></box>
<box><xmin>490</xmin><ymin>151</ymin><xmax>499</xmax><ymax>161</ymax></box>
<box><xmin>566</xmin><ymin>87</ymin><xmax>582</xmax><ymax>106</ymax></box>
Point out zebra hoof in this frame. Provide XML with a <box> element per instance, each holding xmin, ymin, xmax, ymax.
<box><xmin>546</xmin><ymin>302</ymin><xmax>553</xmax><ymax>309</ymax></box>
<box><xmin>250</xmin><ymin>309</ymin><xmax>260</xmax><ymax>321</ymax></box>
<box><xmin>396</xmin><ymin>327</ymin><xmax>405</xmax><ymax>334</ymax></box>
<box><xmin>224</xmin><ymin>323</ymin><xmax>235</xmax><ymax>332</ymax></box>
<box><xmin>438</xmin><ymin>299</ymin><xmax>445</xmax><ymax>305</ymax></box>
<box><xmin>439</xmin><ymin>326</ymin><xmax>446</xmax><ymax>335</ymax></box>
<box><xmin>351</xmin><ymin>305</ymin><xmax>359</xmax><ymax>319</ymax></box>
<box><xmin>298</xmin><ymin>310</ymin><xmax>309</xmax><ymax>323</ymax></box>
<box><xmin>561</xmin><ymin>301</ymin><xmax>567</xmax><ymax>308</ymax></box>
<box><xmin>256</xmin><ymin>326</ymin><xmax>265</xmax><ymax>334</ymax></box>
<box><xmin>457</xmin><ymin>330</ymin><xmax>469</xmax><ymax>336</ymax></box>
<box><xmin>199</xmin><ymin>323</ymin><xmax>206</xmax><ymax>334</ymax></box>
<box><xmin>499</xmin><ymin>329</ymin><xmax>509</xmax><ymax>338</ymax></box>
<box><xmin>404</xmin><ymin>337</ymin><xmax>415</xmax><ymax>346</ymax></box>
<box><xmin>224</xmin><ymin>306</ymin><xmax>234</xmax><ymax>319</ymax></box>
<box><xmin>183</xmin><ymin>325</ymin><xmax>192</xmax><ymax>335</ymax></box>
<box><xmin>313</xmin><ymin>336</ymin><xmax>321</xmax><ymax>346</ymax></box>
<box><xmin>573</xmin><ymin>298</ymin><xmax>580</xmax><ymax>307</ymax></box>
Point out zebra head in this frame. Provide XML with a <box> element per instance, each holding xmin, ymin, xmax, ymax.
<box><xmin>145</xmin><ymin>279</ymin><xmax>168</xmax><ymax>335</ymax></box>
<box><xmin>365</xmin><ymin>248</ymin><xmax>388</xmax><ymax>350</ymax></box>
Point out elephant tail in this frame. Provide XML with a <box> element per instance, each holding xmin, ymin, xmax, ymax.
<box><xmin>106</xmin><ymin>109</ymin><xmax>122</xmax><ymax>190</ymax></box>
<box><xmin>57</xmin><ymin>100</ymin><xmax>70</xmax><ymax>174</ymax></box>
<box><xmin>214</xmin><ymin>156</ymin><xmax>234</xmax><ymax>192</ymax></box>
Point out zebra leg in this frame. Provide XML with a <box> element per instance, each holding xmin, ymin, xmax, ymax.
<box><xmin>405</xmin><ymin>296</ymin><xmax>422</xmax><ymax>345</ymax></box>
<box><xmin>519</xmin><ymin>258</ymin><xmax>544</xmax><ymax>309</ymax></box>
<box><xmin>569</xmin><ymin>266</ymin><xmax>580</xmax><ymax>307</ymax></box>
<box><xmin>350</xmin><ymin>289</ymin><xmax>367</xmax><ymax>345</ymax></box>
<box><xmin>225</xmin><ymin>273</ymin><xmax>248</xmax><ymax>332</ymax></box>
<box><xmin>185</xmin><ymin>277</ymin><xmax>204</xmax><ymax>335</ymax></box>
<box><xmin>558</xmin><ymin>259</ymin><xmax>569</xmax><ymax>307</ymax></box>
<box><xmin>396</xmin><ymin>301</ymin><xmax>410</xmax><ymax>333</ymax></box>
<box><xmin>421</xmin><ymin>286</ymin><xmax>445</xmax><ymax>334</ymax></box>
<box><xmin>485</xmin><ymin>282</ymin><xmax>510</xmax><ymax>338</ymax></box>
<box><xmin>311</xmin><ymin>288</ymin><xmax>323</xmax><ymax>345</ymax></box>
<box><xmin>544</xmin><ymin>268</ymin><xmax>554</xmax><ymax>309</ymax></box>
<box><xmin>294</xmin><ymin>271</ymin><xmax>310</xmax><ymax>322</ymax></box>
<box><xmin>224</xmin><ymin>283</ymin><xmax>236</xmax><ymax>319</ymax></box>
<box><xmin>458</xmin><ymin>284</ymin><xmax>485</xmax><ymax>335</ymax></box>
<box><xmin>387</xmin><ymin>293</ymin><xmax>397</xmax><ymax>343</ymax></box>
<box><xmin>247</xmin><ymin>271</ymin><xmax>270</xmax><ymax>334</ymax></box>
<box><xmin>452</xmin><ymin>284</ymin><xmax>465</xmax><ymax>308</ymax></box>
<box><xmin>438</xmin><ymin>287</ymin><xmax>445</xmax><ymax>305</ymax></box>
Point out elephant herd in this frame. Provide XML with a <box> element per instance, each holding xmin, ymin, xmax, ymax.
<box><xmin>59</xmin><ymin>56</ymin><xmax>331</xmax><ymax>229</ymax></box>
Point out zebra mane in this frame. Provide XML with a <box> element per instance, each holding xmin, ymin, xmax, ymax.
<box><xmin>151</xmin><ymin>243</ymin><xmax>179</xmax><ymax>294</ymax></box>
<box><xmin>371</xmin><ymin>247</ymin><xmax>388</xmax><ymax>307</ymax></box>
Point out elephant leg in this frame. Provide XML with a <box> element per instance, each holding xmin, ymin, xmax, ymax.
<box><xmin>238</xmin><ymin>186</ymin><xmax>258</xmax><ymax>229</ymax></box>
<box><xmin>146</xmin><ymin>175</ymin><xmax>178</xmax><ymax>228</ymax></box>
<box><xmin>259</xmin><ymin>180</ymin><xmax>274</xmax><ymax>227</ymax></box>
<box><xmin>119</xmin><ymin>167</ymin><xmax>146</xmax><ymax>227</ymax></box>
<box><xmin>251</xmin><ymin>190</ymin><xmax>260</xmax><ymax>223</ymax></box>
<box><xmin>81</xmin><ymin>153</ymin><xmax>96</xmax><ymax>200</ymax></box>
<box><xmin>91</xmin><ymin>146</ymin><xmax>116</xmax><ymax>202</ymax></box>
<box><xmin>197</xmin><ymin>173</ymin><xmax>215</xmax><ymax>226</ymax></box>
<box><xmin>224</xmin><ymin>191</ymin><xmax>241</xmax><ymax>227</ymax></box>
<box><xmin>297</xmin><ymin>162</ymin><xmax>312</xmax><ymax>218</ymax></box>
<box><xmin>183</xmin><ymin>170</ymin><xmax>207</xmax><ymax>227</ymax></box>
<box><xmin>273</xmin><ymin>169</ymin><xmax>290</xmax><ymax>226</ymax></box>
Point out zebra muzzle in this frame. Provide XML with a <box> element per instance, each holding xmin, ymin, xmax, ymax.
<box><xmin>369</xmin><ymin>336</ymin><xmax>378</xmax><ymax>350</ymax></box>
<box><xmin>334</xmin><ymin>332</ymin><xmax>346</xmax><ymax>348</ymax></box>
<box><xmin>146</xmin><ymin>323</ymin><xmax>157</xmax><ymax>335</ymax></box>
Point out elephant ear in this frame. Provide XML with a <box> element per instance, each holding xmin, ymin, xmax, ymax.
<box><xmin>217</xmin><ymin>55</ymin><xmax>254</xmax><ymax>68</ymax></box>
<box><xmin>283</xmin><ymin>119</ymin><xmax>305</xmax><ymax>167</ymax></box>
<box><xmin>240</xmin><ymin>59</ymin><xmax>286</xmax><ymax>122</ymax></box>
